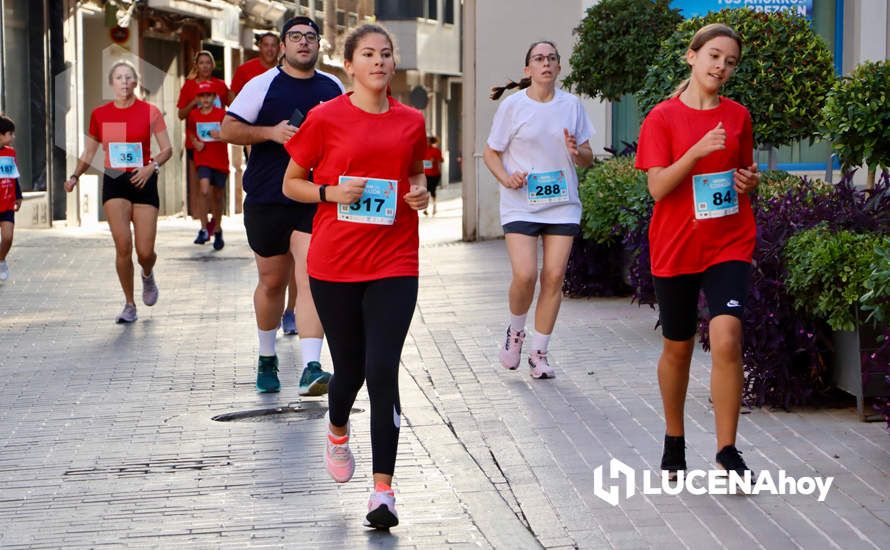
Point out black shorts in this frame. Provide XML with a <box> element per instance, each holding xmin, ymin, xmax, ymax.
<box><xmin>0</xmin><ymin>210</ymin><xmax>13</xmax><ymax>223</ymax></box>
<box><xmin>101</xmin><ymin>171</ymin><xmax>160</xmax><ymax>208</ymax></box>
<box><xmin>653</xmin><ymin>260</ymin><xmax>752</xmax><ymax>341</ymax></box>
<box><xmin>197</xmin><ymin>166</ymin><xmax>227</xmax><ymax>188</ymax></box>
<box><xmin>502</xmin><ymin>221</ymin><xmax>580</xmax><ymax>237</ymax></box>
<box><xmin>427</xmin><ymin>175</ymin><xmax>441</xmax><ymax>198</ymax></box>
<box><xmin>243</xmin><ymin>201</ymin><xmax>316</xmax><ymax>257</ymax></box>
<box><xmin>187</xmin><ymin>149</ymin><xmax>194</xmax><ymax>161</ymax></box>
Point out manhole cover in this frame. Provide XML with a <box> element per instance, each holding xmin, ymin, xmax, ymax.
<box><xmin>212</xmin><ymin>401</ymin><xmax>364</xmax><ymax>423</ymax></box>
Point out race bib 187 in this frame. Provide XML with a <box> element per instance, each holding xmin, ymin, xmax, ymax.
<box><xmin>692</xmin><ymin>169</ymin><xmax>738</xmax><ymax>219</ymax></box>
<box><xmin>0</xmin><ymin>157</ymin><xmax>20</xmax><ymax>179</ymax></box>
<box><xmin>336</xmin><ymin>176</ymin><xmax>398</xmax><ymax>225</ymax></box>
<box><xmin>108</xmin><ymin>142</ymin><xmax>144</xmax><ymax>169</ymax></box>
<box><xmin>527</xmin><ymin>170</ymin><xmax>569</xmax><ymax>204</ymax></box>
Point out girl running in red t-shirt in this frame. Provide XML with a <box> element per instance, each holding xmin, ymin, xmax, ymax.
<box><xmin>177</xmin><ymin>51</ymin><xmax>232</xmax><ymax>244</ymax></box>
<box><xmin>64</xmin><ymin>61</ymin><xmax>173</xmax><ymax>323</ymax></box>
<box><xmin>422</xmin><ymin>135</ymin><xmax>443</xmax><ymax>216</ymax></box>
<box><xmin>283</xmin><ymin>24</ymin><xmax>428</xmax><ymax>530</ymax></box>
<box><xmin>635</xmin><ymin>24</ymin><xmax>760</xmax><ymax>481</ymax></box>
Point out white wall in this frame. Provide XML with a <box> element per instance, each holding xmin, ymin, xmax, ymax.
<box><xmin>466</xmin><ymin>0</ymin><xmax>608</xmax><ymax>240</ymax></box>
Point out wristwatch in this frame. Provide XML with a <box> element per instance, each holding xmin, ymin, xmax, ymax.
<box><xmin>152</xmin><ymin>161</ymin><xmax>160</xmax><ymax>174</ymax></box>
<box><xmin>319</xmin><ymin>184</ymin><xmax>329</xmax><ymax>203</ymax></box>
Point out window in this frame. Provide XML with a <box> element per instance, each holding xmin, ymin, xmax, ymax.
<box><xmin>444</xmin><ymin>0</ymin><xmax>454</xmax><ymax>24</ymax></box>
<box><xmin>426</xmin><ymin>0</ymin><xmax>437</xmax><ymax>20</ymax></box>
<box><xmin>336</xmin><ymin>9</ymin><xmax>346</xmax><ymax>29</ymax></box>
<box><xmin>375</xmin><ymin>0</ymin><xmax>423</xmax><ymax>20</ymax></box>
<box><xmin>348</xmin><ymin>12</ymin><xmax>358</xmax><ymax>27</ymax></box>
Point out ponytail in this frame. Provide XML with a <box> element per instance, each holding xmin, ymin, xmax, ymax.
<box><xmin>670</xmin><ymin>78</ymin><xmax>690</xmax><ymax>99</ymax></box>
<box><xmin>490</xmin><ymin>77</ymin><xmax>532</xmax><ymax>100</ymax></box>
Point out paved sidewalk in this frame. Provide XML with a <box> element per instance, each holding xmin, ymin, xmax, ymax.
<box><xmin>0</xmin><ymin>196</ymin><xmax>888</xmax><ymax>549</ymax></box>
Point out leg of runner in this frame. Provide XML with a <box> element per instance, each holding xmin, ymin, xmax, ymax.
<box><xmin>0</xmin><ymin>220</ymin><xmax>13</xmax><ymax>281</ymax></box>
<box><xmin>281</xmin><ymin>266</ymin><xmax>298</xmax><ymax>335</ymax></box>
<box><xmin>498</xmin><ymin>233</ymin><xmax>537</xmax><ymax>370</ymax></box>
<box><xmin>132</xmin><ymin>204</ymin><xmax>159</xmax><ymax>307</ymax></box>
<box><xmin>658</xmin><ymin>337</ymin><xmax>694</xmax><ymax>479</ymax></box>
<box><xmin>253</xmin><ymin>253</ymin><xmax>290</xmax><ymax>392</ymax></box>
<box><xmin>292</xmin><ymin>230</ymin><xmax>331</xmax><ymax>396</ymax></box>
<box><xmin>104</xmin><ymin>198</ymin><xmax>137</xmax><ymax>322</ymax></box>
<box><xmin>189</xmin><ymin>159</ymin><xmax>208</xmax><ymax>244</ymax></box>
<box><xmin>528</xmin><ymin>233</ymin><xmax>573</xmax><ymax>379</ymax></box>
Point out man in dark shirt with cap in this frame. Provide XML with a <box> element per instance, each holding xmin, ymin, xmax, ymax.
<box><xmin>221</xmin><ymin>16</ymin><xmax>344</xmax><ymax>395</ymax></box>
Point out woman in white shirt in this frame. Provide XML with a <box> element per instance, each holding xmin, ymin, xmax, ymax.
<box><xmin>483</xmin><ymin>40</ymin><xmax>595</xmax><ymax>379</ymax></box>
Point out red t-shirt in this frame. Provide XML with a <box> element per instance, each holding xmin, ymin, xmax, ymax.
<box><xmin>423</xmin><ymin>145</ymin><xmax>443</xmax><ymax>177</ymax></box>
<box><xmin>231</xmin><ymin>58</ymin><xmax>273</xmax><ymax>97</ymax></box>
<box><xmin>284</xmin><ymin>93</ymin><xmax>427</xmax><ymax>282</ymax></box>
<box><xmin>0</xmin><ymin>146</ymin><xmax>20</xmax><ymax>212</ymax></box>
<box><xmin>635</xmin><ymin>96</ymin><xmax>755</xmax><ymax>277</ymax></box>
<box><xmin>188</xmin><ymin>107</ymin><xmax>229</xmax><ymax>173</ymax></box>
<box><xmin>177</xmin><ymin>77</ymin><xmax>230</xmax><ymax>150</ymax></box>
<box><xmin>88</xmin><ymin>99</ymin><xmax>167</xmax><ymax>171</ymax></box>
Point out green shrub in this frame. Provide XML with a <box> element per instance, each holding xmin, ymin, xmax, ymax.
<box><xmin>578</xmin><ymin>155</ymin><xmax>652</xmax><ymax>243</ymax></box>
<box><xmin>564</xmin><ymin>0</ymin><xmax>682</xmax><ymax>101</ymax></box>
<box><xmin>784</xmin><ymin>225</ymin><xmax>888</xmax><ymax>331</ymax></box>
<box><xmin>756</xmin><ymin>170</ymin><xmax>832</xmax><ymax>202</ymax></box>
<box><xmin>636</xmin><ymin>8</ymin><xmax>834</xmax><ymax>149</ymax></box>
<box><xmin>861</xmin><ymin>241</ymin><xmax>890</xmax><ymax>328</ymax></box>
<box><xmin>821</xmin><ymin>60</ymin><xmax>890</xmax><ymax>175</ymax></box>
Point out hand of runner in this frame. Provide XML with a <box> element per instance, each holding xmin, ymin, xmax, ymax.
<box><xmin>335</xmin><ymin>177</ymin><xmax>366</xmax><ymax>204</ymax></box>
<box><xmin>208</xmin><ymin>129</ymin><xmax>221</xmax><ymax>140</ymax></box>
<box><xmin>501</xmin><ymin>171</ymin><xmax>527</xmax><ymax>189</ymax></box>
<box><xmin>268</xmin><ymin>120</ymin><xmax>297</xmax><ymax>144</ymax></box>
<box><xmin>564</xmin><ymin>128</ymin><xmax>579</xmax><ymax>157</ymax></box>
<box><xmin>192</xmin><ymin>138</ymin><xmax>205</xmax><ymax>151</ymax></box>
<box><xmin>129</xmin><ymin>165</ymin><xmax>155</xmax><ymax>189</ymax></box>
<box><xmin>64</xmin><ymin>177</ymin><xmax>78</xmax><ymax>193</ymax></box>
<box><xmin>734</xmin><ymin>163</ymin><xmax>760</xmax><ymax>194</ymax></box>
<box><xmin>14</xmin><ymin>199</ymin><xmax>21</xmax><ymax>212</ymax></box>
<box><xmin>403</xmin><ymin>185</ymin><xmax>429</xmax><ymax>210</ymax></box>
<box><xmin>690</xmin><ymin>122</ymin><xmax>726</xmax><ymax>160</ymax></box>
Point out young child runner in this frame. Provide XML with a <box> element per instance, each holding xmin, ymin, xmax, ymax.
<box><xmin>65</xmin><ymin>61</ymin><xmax>172</xmax><ymax>322</ymax></box>
<box><xmin>635</xmin><ymin>24</ymin><xmax>760</xmax><ymax>479</ymax></box>
<box><xmin>187</xmin><ymin>81</ymin><xmax>229</xmax><ymax>250</ymax></box>
<box><xmin>422</xmin><ymin>135</ymin><xmax>443</xmax><ymax>216</ymax></box>
<box><xmin>483</xmin><ymin>40</ymin><xmax>595</xmax><ymax>379</ymax></box>
<box><xmin>0</xmin><ymin>114</ymin><xmax>22</xmax><ymax>282</ymax></box>
<box><xmin>178</xmin><ymin>50</ymin><xmax>232</xmax><ymax>245</ymax></box>
<box><xmin>282</xmin><ymin>23</ymin><xmax>428</xmax><ymax>530</ymax></box>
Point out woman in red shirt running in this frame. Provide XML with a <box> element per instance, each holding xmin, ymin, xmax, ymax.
<box><xmin>635</xmin><ymin>24</ymin><xmax>760</xmax><ymax>481</ymax></box>
<box><xmin>422</xmin><ymin>135</ymin><xmax>443</xmax><ymax>215</ymax></box>
<box><xmin>64</xmin><ymin>61</ymin><xmax>172</xmax><ymax>323</ymax></box>
<box><xmin>177</xmin><ymin>51</ymin><xmax>232</xmax><ymax>244</ymax></box>
<box><xmin>283</xmin><ymin>24</ymin><xmax>428</xmax><ymax>530</ymax></box>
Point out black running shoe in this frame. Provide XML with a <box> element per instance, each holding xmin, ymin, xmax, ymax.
<box><xmin>716</xmin><ymin>445</ymin><xmax>750</xmax><ymax>478</ymax></box>
<box><xmin>660</xmin><ymin>435</ymin><xmax>686</xmax><ymax>480</ymax></box>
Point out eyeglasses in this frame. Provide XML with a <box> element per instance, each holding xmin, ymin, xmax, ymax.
<box><xmin>530</xmin><ymin>54</ymin><xmax>559</xmax><ymax>64</ymax></box>
<box><xmin>285</xmin><ymin>31</ymin><xmax>319</xmax><ymax>44</ymax></box>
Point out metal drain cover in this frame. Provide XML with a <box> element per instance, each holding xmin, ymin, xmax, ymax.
<box><xmin>212</xmin><ymin>401</ymin><xmax>363</xmax><ymax>423</ymax></box>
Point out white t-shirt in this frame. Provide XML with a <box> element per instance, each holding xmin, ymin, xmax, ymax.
<box><xmin>486</xmin><ymin>88</ymin><xmax>595</xmax><ymax>225</ymax></box>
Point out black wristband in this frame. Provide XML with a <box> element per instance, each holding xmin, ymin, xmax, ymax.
<box><xmin>319</xmin><ymin>184</ymin><xmax>328</xmax><ymax>203</ymax></box>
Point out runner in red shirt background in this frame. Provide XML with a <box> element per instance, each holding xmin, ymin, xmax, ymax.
<box><xmin>177</xmin><ymin>50</ymin><xmax>232</xmax><ymax>244</ymax></box>
<box><xmin>0</xmin><ymin>114</ymin><xmax>22</xmax><ymax>283</ymax></box>
<box><xmin>422</xmin><ymin>135</ymin><xmax>443</xmax><ymax>216</ymax></box>
<box><xmin>635</xmin><ymin>24</ymin><xmax>760</xmax><ymax>482</ymax></box>
<box><xmin>187</xmin><ymin>82</ymin><xmax>229</xmax><ymax>250</ymax></box>
<box><xmin>64</xmin><ymin>61</ymin><xmax>173</xmax><ymax>323</ymax></box>
<box><xmin>231</xmin><ymin>32</ymin><xmax>281</xmax><ymax>97</ymax></box>
<box><xmin>283</xmin><ymin>23</ymin><xmax>428</xmax><ymax>530</ymax></box>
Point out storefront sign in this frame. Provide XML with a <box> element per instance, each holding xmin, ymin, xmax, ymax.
<box><xmin>671</xmin><ymin>0</ymin><xmax>814</xmax><ymax>20</ymax></box>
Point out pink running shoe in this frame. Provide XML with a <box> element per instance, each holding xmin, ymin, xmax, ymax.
<box><xmin>528</xmin><ymin>349</ymin><xmax>555</xmax><ymax>379</ymax></box>
<box><xmin>498</xmin><ymin>327</ymin><xmax>525</xmax><ymax>370</ymax></box>
<box><xmin>364</xmin><ymin>487</ymin><xmax>398</xmax><ymax>529</ymax></box>
<box><xmin>324</xmin><ymin>426</ymin><xmax>355</xmax><ymax>483</ymax></box>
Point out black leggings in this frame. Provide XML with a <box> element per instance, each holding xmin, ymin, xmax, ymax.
<box><xmin>309</xmin><ymin>276</ymin><xmax>418</xmax><ymax>476</ymax></box>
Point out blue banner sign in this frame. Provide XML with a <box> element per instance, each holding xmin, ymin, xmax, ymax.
<box><xmin>671</xmin><ymin>0</ymin><xmax>813</xmax><ymax>20</ymax></box>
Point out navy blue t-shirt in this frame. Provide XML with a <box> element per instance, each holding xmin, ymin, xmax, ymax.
<box><xmin>227</xmin><ymin>67</ymin><xmax>344</xmax><ymax>205</ymax></box>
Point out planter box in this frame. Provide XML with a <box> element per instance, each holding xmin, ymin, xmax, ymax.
<box><xmin>832</xmin><ymin>320</ymin><xmax>888</xmax><ymax>421</ymax></box>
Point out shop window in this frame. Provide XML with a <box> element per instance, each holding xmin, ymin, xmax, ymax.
<box><xmin>444</xmin><ymin>0</ymin><xmax>454</xmax><ymax>24</ymax></box>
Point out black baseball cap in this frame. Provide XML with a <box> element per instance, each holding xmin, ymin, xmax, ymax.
<box><xmin>281</xmin><ymin>16</ymin><xmax>321</xmax><ymax>39</ymax></box>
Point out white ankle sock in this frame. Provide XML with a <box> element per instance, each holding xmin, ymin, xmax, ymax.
<box><xmin>258</xmin><ymin>328</ymin><xmax>277</xmax><ymax>356</ymax></box>
<box><xmin>509</xmin><ymin>313</ymin><xmax>527</xmax><ymax>333</ymax></box>
<box><xmin>530</xmin><ymin>332</ymin><xmax>551</xmax><ymax>352</ymax></box>
<box><xmin>301</xmin><ymin>337</ymin><xmax>323</xmax><ymax>367</ymax></box>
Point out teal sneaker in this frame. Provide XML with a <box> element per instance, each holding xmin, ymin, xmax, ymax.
<box><xmin>298</xmin><ymin>361</ymin><xmax>332</xmax><ymax>396</ymax></box>
<box><xmin>256</xmin><ymin>355</ymin><xmax>281</xmax><ymax>393</ymax></box>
